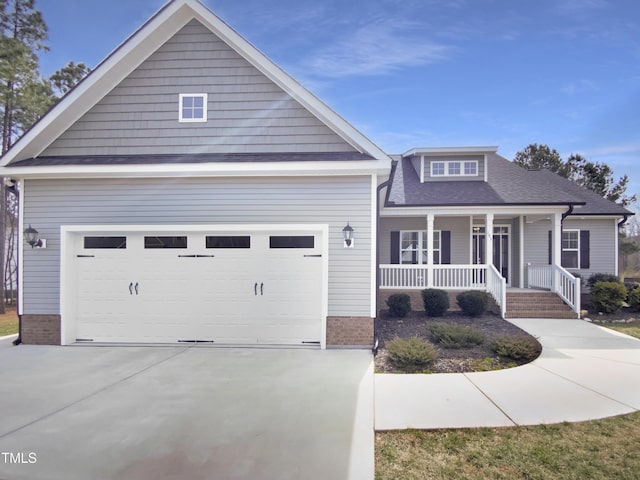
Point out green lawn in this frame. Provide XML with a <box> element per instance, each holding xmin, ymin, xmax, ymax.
<box><xmin>376</xmin><ymin>412</ymin><xmax>640</xmax><ymax>479</ymax></box>
<box><xmin>601</xmin><ymin>321</ymin><xmax>640</xmax><ymax>340</ymax></box>
<box><xmin>0</xmin><ymin>308</ymin><xmax>18</xmax><ymax>336</ymax></box>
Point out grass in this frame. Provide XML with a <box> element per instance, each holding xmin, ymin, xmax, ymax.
<box><xmin>0</xmin><ymin>307</ymin><xmax>18</xmax><ymax>336</ymax></box>
<box><xmin>376</xmin><ymin>411</ymin><xmax>640</xmax><ymax>479</ymax></box>
<box><xmin>601</xmin><ymin>320</ymin><xmax>640</xmax><ymax>340</ymax></box>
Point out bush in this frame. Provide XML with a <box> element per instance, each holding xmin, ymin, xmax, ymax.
<box><xmin>421</xmin><ymin>289</ymin><xmax>449</xmax><ymax>317</ymax></box>
<box><xmin>590</xmin><ymin>281</ymin><xmax>628</xmax><ymax>314</ymax></box>
<box><xmin>490</xmin><ymin>336</ymin><xmax>541</xmax><ymax>362</ymax></box>
<box><xmin>427</xmin><ymin>323</ymin><xmax>486</xmax><ymax>349</ymax></box>
<box><xmin>587</xmin><ymin>273</ymin><xmax>621</xmax><ymax>288</ymax></box>
<box><xmin>386</xmin><ymin>336</ymin><xmax>438</xmax><ymax>373</ymax></box>
<box><xmin>386</xmin><ymin>293</ymin><xmax>411</xmax><ymax>318</ymax></box>
<box><xmin>456</xmin><ymin>291</ymin><xmax>489</xmax><ymax>317</ymax></box>
<box><xmin>627</xmin><ymin>286</ymin><xmax>640</xmax><ymax>312</ymax></box>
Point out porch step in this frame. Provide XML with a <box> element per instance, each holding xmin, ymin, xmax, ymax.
<box><xmin>505</xmin><ymin>291</ymin><xmax>578</xmax><ymax>319</ymax></box>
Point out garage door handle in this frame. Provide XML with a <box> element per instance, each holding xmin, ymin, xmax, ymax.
<box><xmin>254</xmin><ymin>282</ymin><xmax>258</xmax><ymax>296</ymax></box>
<box><xmin>135</xmin><ymin>282</ymin><xmax>139</xmax><ymax>295</ymax></box>
<box><xmin>260</xmin><ymin>282</ymin><xmax>264</xmax><ymax>296</ymax></box>
<box><xmin>129</xmin><ymin>282</ymin><xmax>133</xmax><ymax>295</ymax></box>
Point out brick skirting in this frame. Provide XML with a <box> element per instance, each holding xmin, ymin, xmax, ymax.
<box><xmin>326</xmin><ymin>316</ymin><xmax>373</xmax><ymax>347</ymax></box>
<box><xmin>21</xmin><ymin>314</ymin><xmax>61</xmax><ymax>345</ymax></box>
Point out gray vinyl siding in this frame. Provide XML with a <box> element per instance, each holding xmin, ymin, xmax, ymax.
<box><xmin>41</xmin><ymin>20</ymin><xmax>355</xmax><ymax>157</ymax></box>
<box><xmin>23</xmin><ymin>176</ymin><xmax>373</xmax><ymax>316</ymax></box>
<box><xmin>563</xmin><ymin>218</ymin><xmax>617</xmax><ymax>278</ymax></box>
<box><xmin>523</xmin><ymin>217</ymin><xmax>617</xmax><ymax>279</ymax></box>
<box><xmin>379</xmin><ymin>217</ymin><xmax>470</xmax><ymax>264</ymax></box>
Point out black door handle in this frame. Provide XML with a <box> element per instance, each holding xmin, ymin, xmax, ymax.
<box><xmin>255</xmin><ymin>282</ymin><xmax>258</xmax><ymax>296</ymax></box>
<box><xmin>135</xmin><ymin>282</ymin><xmax>139</xmax><ymax>295</ymax></box>
<box><xmin>129</xmin><ymin>282</ymin><xmax>133</xmax><ymax>295</ymax></box>
<box><xmin>260</xmin><ymin>282</ymin><xmax>264</xmax><ymax>296</ymax></box>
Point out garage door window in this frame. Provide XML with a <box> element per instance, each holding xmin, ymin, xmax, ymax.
<box><xmin>206</xmin><ymin>236</ymin><xmax>251</xmax><ymax>248</ymax></box>
<box><xmin>269</xmin><ymin>236</ymin><xmax>314</xmax><ymax>249</ymax></box>
<box><xmin>83</xmin><ymin>236</ymin><xmax>127</xmax><ymax>249</ymax></box>
<box><xmin>144</xmin><ymin>236</ymin><xmax>188</xmax><ymax>249</ymax></box>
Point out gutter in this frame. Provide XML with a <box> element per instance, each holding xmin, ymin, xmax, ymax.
<box><xmin>561</xmin><ymin>204</ymin><xmax>574</xmax><ymax>221</ymax></box>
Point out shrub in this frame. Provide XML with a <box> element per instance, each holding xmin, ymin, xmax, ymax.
<box><xmin>427</xmin><ymin>322</ymin><xmax>486</xmax><ymax>349</ymax></box>
<box><xmin>386</xmin><ymin>336</ymin><xmax>438</xmax><ymax>373</ymax></box>
<box><xmin>386</xmin><ymin>293</ymin><xmax>411</xmax><ymax>318</ymax></box>
<box><xmin>490</xmin><ymin>336</ymin><xmax>541</xmax><ymax>362</ymax></box>
<box><xmin>421</xmin><ymin>289</ymin><xmax>449</xmax><ymax>317</ymax></box>
<box><xmin>627</xmin><ymin>286</ymin><xmax>640</xmax><ymax>312</ymax></box>
<box><xmin>587</xmin><ymin>273</ymin><xmax>621</xmax><ymax>288</ymax></box>
<box><xmin>456</xmin><ymin>291</ymin><xmax>489</xmax><ymax>317</ymax></box>
<box><xmin>590</xmin><ymin>281</ymin><xmax>628</xmax><ymax>314</ymax></box>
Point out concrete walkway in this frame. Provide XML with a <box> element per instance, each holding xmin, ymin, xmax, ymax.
<box><xmin>375</xmin><ymin>318</ymin><xmax>640</xmax><ymax>430</ymax></box>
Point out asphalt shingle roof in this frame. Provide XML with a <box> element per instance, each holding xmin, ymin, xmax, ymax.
<box><xmin>386</xmin><ymin>153</ymin><xmax>631</xmax><ymax>216</ymax></box>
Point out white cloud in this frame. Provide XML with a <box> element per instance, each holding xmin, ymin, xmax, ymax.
<box><xmin>304</xmin><ymin>19</ymin><xmax>454</xmax><ymax>77</ymax></box>
<box><xmin>560</xmin><ymin>79</ymin><xmax>598</xmax><ymax>95</ymax></box>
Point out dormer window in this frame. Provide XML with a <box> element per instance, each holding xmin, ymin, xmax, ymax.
<box><xmin>431</xmin><ymin>160</ymin><xmax>478</xmax><ymax>177</ymax></box>
<box><xmin>179</xmin><ymin>93</ymin><xmax>207</xmax><ymax>122</ymax></box>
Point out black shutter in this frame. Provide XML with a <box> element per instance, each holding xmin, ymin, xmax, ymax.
<box><xmin>548</xmin><ymin>230</ymin><xmax>552</xmax><ymax>265</ymax></box>
<box><xmin>580</xmin><ymin>230</ymin><xmax>590</xmax><ymax>269</ymax></box>
<box><xmin>441</xmin><ymin>231</ymin><xmax>451</xmax><ymax>264</ymax></box>
<box><xmin>390</xmin><ymin>231</ymin><xmax>400</xmax><ymax>264</ymax></box>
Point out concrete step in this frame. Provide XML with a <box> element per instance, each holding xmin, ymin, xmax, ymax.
<box><xmin>506</xmin><ymin>310</ymin><xmax>578</xmax><ymax>319</ymax></box>
<box><xmin>505</xmin><ymin>291</ymin><xmax>577</xmax><ymax>319</ymax></box>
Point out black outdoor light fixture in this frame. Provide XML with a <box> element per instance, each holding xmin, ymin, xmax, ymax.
<box><xmin>342</xmin><ymin>222</ymin><xmax>354</xmax><ymax>248</ymax></box>
<box><xmin>24</xmin><ymin>224</ymin><xmax>44</xmax><ymax>248</ymax></box>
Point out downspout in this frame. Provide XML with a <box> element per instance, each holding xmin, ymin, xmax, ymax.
<box><xmin>561</xmin><ymin>204</ymin><xmax>574</xmax><ymax>222</ymax></box>
<box><xmin>373</xmin><ymin>176</ymin><xmax>391</xmax><ymax>354</ymax></box>
<box><xmin>5</xmin><ymin>180</ymin><xmax>21</xmax><ymax>345</ymax></box>
<box><xmin>618</xmin><ymin>214</ymin><xmax>629</xmax><ymax>228</ymax></box>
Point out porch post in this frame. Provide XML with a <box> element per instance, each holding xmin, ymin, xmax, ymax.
<box><xmin>551</xmin><ymin>211</ymin><xmax>562</xmax><ymax>292</ymax></box>
<box><xmin>485</xmin><ymin>213</ymin><xmax>494</xmax><ymax>279</ymax></box>
<box><xmin>426</xmin><ymin>213</ymin><xmax>434</xmax><ymax>287</ymax></box>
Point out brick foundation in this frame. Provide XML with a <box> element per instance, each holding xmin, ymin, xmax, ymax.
<box><xmin>21</xmin><ymin>314</ymin><xmax>61</xmax><ymax>345</ymax></box>
<box><xmin>326</xmin><ymin>316</ymin><xmax>373</xmax><ymax>347</ymax></box>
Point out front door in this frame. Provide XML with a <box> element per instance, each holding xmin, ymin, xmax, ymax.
<box><xmin>472</xmin><ymin>226</ymin><xmax>510</xmax><ymax>285</ymax></box>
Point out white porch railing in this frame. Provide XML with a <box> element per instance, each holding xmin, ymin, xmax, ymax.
<box><xmin>487</xmin><ymin>264</ymin><xmax>507</xmax><ymax>319</ymax></box>
<box><xmin>527</xmin><ymin>264</ymin><xmax>581</xmax><ymax>314</ymax></box>
<box><xmin>379</xmin><ymin>264</ymin><xmax>507</xmax><ymax>318</ymax></box>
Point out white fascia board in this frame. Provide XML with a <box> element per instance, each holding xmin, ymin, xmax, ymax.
<box><xmin>380</xmin><ymin>205</ymin><xmax>571</xmax><ymax>217</ymax></box>
<box><xmin>402</xmin><ymin>146</ymin><xmax>499</xmax><ymax>157</ymax></box>
<box><xmin>1</xmin><ymin>0</ymin><xmax>391</xmax><ymax>170</ymax></box>
<box><xmin>2</xmin><ymin>160</ymin><xmax>390</xmax><ymax>180</ymax></box>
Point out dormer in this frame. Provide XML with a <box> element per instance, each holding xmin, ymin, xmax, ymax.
<box><xmin>402</xmin><ymin>146</ymin><xmax>498</xmax><ymax>183</ymax></box>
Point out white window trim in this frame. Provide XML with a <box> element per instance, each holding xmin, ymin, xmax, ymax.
<box><xmin>562</xmin><ymin>229</ymin><xmax>580</xmax><ymax>269</ymax></box>
<box><xmin>179</xmin><ymin>93</ymin><xmax>208</xmax><ymax>123</ymax></box>
<box><xmin>400</xmin><ymin>230</ymin><xmax>441</xmax><ymax>265</ymax></box>
<box><xmin>430</xmin><ymin>160</ymin><xmax>478</xmax><ymax>177</ymax></box>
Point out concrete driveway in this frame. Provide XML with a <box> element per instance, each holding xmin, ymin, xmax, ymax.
<box><xmin>0</xmin><ymin>341</ymin><xmax>373</xmax><ymax>480</ymax></box>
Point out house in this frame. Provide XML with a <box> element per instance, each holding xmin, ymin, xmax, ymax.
<box><xmin>0</xmin><ymin>0</ymin><xmax>631</xmax><ymax>347</ymax></box>
<box><xmin>379</xmin><ymin>147</ymin><xmax>632</xmax><ymax>317</ymax></box>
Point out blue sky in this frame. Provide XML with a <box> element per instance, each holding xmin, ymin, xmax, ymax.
<box><xmin>37</xmin><ymin>0</ymin><xmax>639</xmax><ymax>207</ymax></box>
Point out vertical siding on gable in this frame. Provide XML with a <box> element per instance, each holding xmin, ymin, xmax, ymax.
<box><xmin>23</xmin><ymin>176</ymin><xmax>373</xmax><ymax>317</ymax></box>
<box><xmin>41</xmin><ymin>20</ymin><xmax>356</xmax><ymax>156</ymax></box>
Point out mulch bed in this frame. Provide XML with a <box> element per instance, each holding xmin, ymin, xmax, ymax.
<box><xmin>374</xmin><ymin>310</ymin><xmax>539</xmax><ymax>374</ymax></box>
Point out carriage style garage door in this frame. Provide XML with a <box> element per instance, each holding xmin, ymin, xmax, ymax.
<box><xmin>68</xmin><ymin>228</ymin><xmax>325</xmax><ymax>345</ymax></box>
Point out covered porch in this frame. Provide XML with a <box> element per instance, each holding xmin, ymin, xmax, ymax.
<box><xmin>378</xmin><ymin>209</ymin><xmax>581</xmax><ymax>318</ymax></box>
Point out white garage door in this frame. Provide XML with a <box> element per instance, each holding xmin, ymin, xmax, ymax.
<box><xmin>72</xmin><ymin>229</ymin><xmax>324</xmax><ymax>345</ymax></box>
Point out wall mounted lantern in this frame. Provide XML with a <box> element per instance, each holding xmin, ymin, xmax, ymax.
<box><xmin>342</xmin><ymin>222</ymin><xmax>354</xmax><ymax>248</ymax></box>
<box><xmin>24</xmin><ymin>224</ymin><xmax>46</xmax><ymax>248</ymax></box>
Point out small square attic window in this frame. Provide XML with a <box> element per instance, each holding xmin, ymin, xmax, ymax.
<box><xmin>179</xmin><ymin>93</ymin><xmax>207</xmax><ymax>122</ymax></box>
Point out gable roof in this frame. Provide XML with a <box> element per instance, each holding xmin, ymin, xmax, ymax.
<box><xmin>386</xmin><ymin>151</ymin><xmax>632</xmax><ymax>216</ymax></box>
<box><xmin>0</xmin><ymin>0</ymin><xmax>390</xmax><ymax>172</ymax></box>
